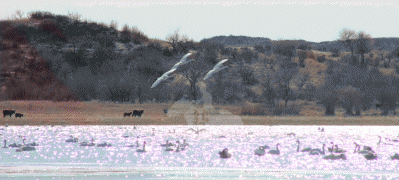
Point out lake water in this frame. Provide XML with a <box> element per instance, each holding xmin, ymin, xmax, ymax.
<box><xmin>1</xmin><ymin>125</ymin><xmax>399</xmax><ymax>179</ymax></box>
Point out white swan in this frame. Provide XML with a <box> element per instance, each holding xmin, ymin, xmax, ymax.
<box><xmin>353</xmin><ymin>142</ymin><xmax>373</xmax><ymax>154</ymax></box>
<box><xmin>219</xmin><ymin>148</ymin><xmax>232</xmax><ymax>159</ymax></box>
<box><xmin>391</xmin><ymin>153</ymin><xmax>399</xmax><ymax>160</ymax></box>
<box><xmin>80</xmin><ymin>138</ymin><xmax>95</xmax><ymax>146</ymax></box>
<box><xmin>122</xmin><ymin>131</ymin><xmax>129</xmax><ymax>138</ymax></box>
<box><xmin>8</xmin><ymin>139</ymin><xmax>23</xmax><ymax>148</ymax></box>
<box><xmin>65</xmin><ymin>135</ymin><xmax>78</xmax><ymax>143</ymax></box>
<box><xmin>203</xmin><ymin>59</ymin><xmax>230</xmax><ymax>81</ymax></box>
<box><xmin>149</xmin><ymin>47</ymin><xmax>197</xmax><ymax>90</ymax></box>
<box><xmin>164</xmin><ymin>144</ymin><xmax>176</xmax><ymax>151</ymax></box>
<box><xmin>136</xmin><ymin>141</ymin><xmax>147</xmax><ymax>152</ymax></box>
<box><xmin>363</xmin><ymin>152</ymin><xmax>378</xmax><ymax>160</ymax></box>
<box><xmin>309</xmin><ymin>144</ymin><xmax>326</xmax><ymax>155</ymax></box>
<box><xmin>175</xmin><ymin>141</ymin><xmax>185</xmax><ymax>152</ymax></box>
<box><xmin>378</xmin><ymin>136</ymin><xmax>393</xmax><ymax>145</ymax></box>
<box><xmin>333</xmin><ymin>145</ymin><xmax>346</xmax><ymax>153</ymax></box>
<box><xmin>296</xmin><ymin>140</ymin><xmax>312</xmax><ymax>152</ymax></box>
<box><xmin>97</xmin><ymin>142</ymin><xmax>112</xmax><ymax>147</ymax></box>
<box><xmin>8</xmin><ymin>143</ymin><xmax>22</xmax><ymax>148</ymax></box>
<box><xmin>268</xmin><ymin>143</ymin><xmax>280</xmax><ymax>155</ymax></box>
<box><xmin>151</xmin><ymin>69</ymin><xmax>179</xmax><ymax>88</ymax></box>
<box><xmin>28</xmin><ymin>141</ymin><xmax>39</xmax><ymax>146</ymax></box>
<box><xmin>255</xmin><ymin>146</ymin><xmax>266</xmax><ymax>156</ymax></box>
<box><xmin>181</xmin><ymin>140</ymin><xmax>189</xmax><ymax>147</ymax></box>
<box><xmin>187</xmin><ymin>128</ymin><xmax>207</xmax><ymax>134</ymax></box>
<box><xmin>16</xmin><ymin>139</ymin><xmax>36</xmax><ymax>152</ymax></box>
<box><xmin>327</xmin><ymin>142</ymin><xmax>334</xmax><ymax>152</ymax></box>
<box><xmin>171</xmin><ymin>52</ymin><xmax>195</xmax><ymax>70</ymax></box>
<box><xmin>2</xmin><ymin>140</ymin><xmax>7</xmax><ymax>148</ymax></box>
<box><xmin>135</xmin><ymin>136</ymin><xmax>140</xmax><ymax>147</ymax></box>
<box><xmin>161</xmin><ymin>140</ymin><xmax>176</xmax><ymax>147</ymax></box>
<box><xmin>323</xmin><ymin>153</ymin><xmax>346</xmax><ymax>160</ymax></box>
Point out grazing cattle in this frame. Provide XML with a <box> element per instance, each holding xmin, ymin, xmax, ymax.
<box><xmin>3</xmin><ymin>110</ymin><xmax>15</xmax><ymax>117</ymax></box>
<box><xmin>164</xmin><ymin>109</ymin><xmax>168</xmax><ymax>114</ymax></box>
<box><xmin>15</xmin><ymin>113</ymin><xmax>23</xmax><ymax>118</ymax></box>
<box><xmin>123</xmin><ymin>112</ymin><xmax>132</xmax><ymax>117</ymax></box>
<box><xmin>133</xmin><ymin>110</ymin><xmax>144</xmax><ymax>117</ymax></box>
<box><xmin>375</xmin><ymin>103</ymin><xmax>381</xmax><ymax>109</ymax></box>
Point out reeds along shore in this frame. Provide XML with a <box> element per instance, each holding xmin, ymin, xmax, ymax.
<box><xmin>0</xmin><ymin>100</ymin><xmax>398</xmax><ymax>126</ymax></box>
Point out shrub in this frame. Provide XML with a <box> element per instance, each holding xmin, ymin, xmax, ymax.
<box><xmin>330</xmin><ymin>47</ymin><xmax>340</xmax><ymax>57</ymax></box>
<box><xmin>38</xmin><ymin>19</ymin><xmax>67</xmax><ymax>42</ymax></box>
<box><xmin>28</xmin><ymin>11</ymin><xmax>55</xmax><ymax>21</ymax></box>
<box><xmin>317</xmin><ymin>55</ymin><xmax>326</xmax><ymax>63</ymax></box>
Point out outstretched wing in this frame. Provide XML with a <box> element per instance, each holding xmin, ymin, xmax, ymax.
<box><xmin>172</xmin><ymin>53</ymin><xmax>195</xmax><ymax>70</ymax></box>
<box><xmin>203</xmin><ymin>59</ymin><xmax>229</xmax><ymax>81</ymax></box>
<box><xmin>151</xmin><ymin>69</ymin><xmax>177</xmax><ymax>88</ymax></box>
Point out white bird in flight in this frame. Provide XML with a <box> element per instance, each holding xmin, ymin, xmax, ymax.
<box><xmin>203</xmin><ymin>59</ymin><xmax>230</xmax><ymax>81</ymax></box>
<box><xmin>171</xmin><ymin>52</ymin><xmax>195</xmax><ymax>70</ymax></box>
<box><xmin>151</xmin><ymin>68</ymin><xmax>179</xmax><ymax>88</ymax></box>
<box><xmin>151</xmin><ymin>52</ymin><xmax>195</xmax><ymax>89</ymax></box>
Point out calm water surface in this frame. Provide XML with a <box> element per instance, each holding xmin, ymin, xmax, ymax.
<box><xmin>1</xmin><ymin>125</ymin><xmax>399</xmax><ymax>179</ymax></box>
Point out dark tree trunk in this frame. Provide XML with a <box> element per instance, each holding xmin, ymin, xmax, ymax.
<box><xmin>355</xmin><ymin>109</ymin><xmax>361</xmax><ymax>116</ymax></box>
<box><xmin>345</xmin><ymin>107</ymin><xmax>353</xmax><ymax>116</ymax></box>
<box><xmin>325</xmin><ymin>104</ymin><xmax>335</xmax><ymax>116</ymax></box>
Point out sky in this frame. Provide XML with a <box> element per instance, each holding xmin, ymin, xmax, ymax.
<box><xmin>1</xmin><ymin>0</ymin><xmax>398</xmax><ymax>43</ymax></box>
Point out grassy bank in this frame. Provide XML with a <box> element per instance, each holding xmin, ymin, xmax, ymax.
<box><xmin>0</xmin><ymin>100</ymin><xmax>397</xmax><ymax>126</ymax></box>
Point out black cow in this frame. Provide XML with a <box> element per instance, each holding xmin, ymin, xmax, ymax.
<box><xmin>123</xmin><ymin>112</ymin><xmax>132</xmax><ymax>117</ymax></box>
<box><xmin>15</xmin><ymin>113</ymin><xmax>23</xmax><ymax>118</ymax></box>
<box><xmin>3</xmin><ymin>110</ymin><xmax>15</xmax><ymax>117</ymax></box>
<box><xmin>164</xmin><ymin>109</ymin><xmax>168</xmax><ymax>114</ymax></box>
<box><xmin>375</xmin><ymin>103</ymin><xmax>381</xmax><ymax>109</ymax></box>
<box><xmin>133</xmin><ymin>110</ymin><xmax>144</xmax><ymax>117</ymax></box>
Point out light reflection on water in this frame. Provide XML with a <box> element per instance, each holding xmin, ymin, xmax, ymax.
<box><xmin>1</xmin><ymin>125</ymin><xmax>399</xmax><ymax>179</ymax></box>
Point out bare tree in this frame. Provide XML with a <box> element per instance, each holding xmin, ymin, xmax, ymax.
<box><xmin>338</xmin><ymin>28</ymin><xmax>358</xmax><ymax>59</ymax></box>
<box><xmin>110</xmin><ymin>20</ymin><xmax>118</xmax><ymax>30</ymax></box>
<box><xmin>67</xmin><ymin>12</ymin><xmax>82</xmax><ymax>22</ymax></box>
<box><xmin>166</xmin><ymin>29</ymin><xmax>180</xmax><ymax>52</ymax></box>
<box><xmin>14</xmin><ymin>10</ymin><xmax>24</xmax><ymax>19</ymax></box>
<box><xmin>356</xmin><ymin>31</ymin><xmax>373</xmax><ymax>65</ymax></box>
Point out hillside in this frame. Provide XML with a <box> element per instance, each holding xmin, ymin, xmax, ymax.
<box><xmin>2</xmin><ymin>11</ymin><xmax>399</xmax><ymax>117</ymax></box>
<box><xmin>202</xmin><ymin>35</ymin><xmax>399</xmax><ymax>52</ymax></box>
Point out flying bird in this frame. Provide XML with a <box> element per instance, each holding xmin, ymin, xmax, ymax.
<box><xmin>203</xmin><ymin>59</ymin><xmax>230</xmax><ymax>81</ymax></box>
<box><xmin>151</xmin><ymin>52</ymin><xmax>195</xmax><ymax>89</ymax></box>
<box><xmin>171</xmin><ymin>52</ymin><xmax>195</xmax><ymax>70</ymax></box>
<box><xmin>151</xmin><ymin>68</ymin><xmax>179</xmax><ymax>88</ymax></box>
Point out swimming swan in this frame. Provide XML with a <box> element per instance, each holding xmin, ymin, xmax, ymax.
<box><xmin>268</xmin><ymin>143</ymin><xmax>280</xmax><ymax>155</ymax></box>
<box><xmin>333</xmin><ymin>145</ymin><xmax>346</xmax><ymax>153</ymax></box>
<box><xmin>97</xmin><ymin>142</ymin><xmax>112</xmax><ymax>147</ymax></box>
<box><xmin>363</xmin><ymin>152</ymin><xmax>378</xmax><ymax>160</ymax></box>
<box><xmin>391</xmin><ymin>153</ymin><xmax>399</xmax><ymax>160</ymax></box>
<box><xmin>136</xmin><ymin>141</ymin><xmax>147</xmax><ymax>152</ymax></box>
<box><xmin>296</xmin><ymin>140</ymin><xmax>312</xmax><ymax>152</ymax></box>
<box><xmin>323</xmin><ymin>153</ymin><xmax>346</xmax><ymax>160</ymax></box>
<box><xmin>2</xmin><ymin>140</ymin><xmax>7</xmax><ymax>148</ymax></box>
<box><xmin>309</xmin><ymin>144</ymin><xmax>326</xmax><ymax>155</ymax></box>
<box><xmin>219</xmin><ymin>148</ymin><xmax>232</xmax><ymax>159</ymax></box>
<box><xmin>161</xmin><ymin>140</ymin><xmax>176</xmax><ymax>147</ymax></box>
<box><xmin>16</xmin><ymin>139</ymin><xmax>36</xmax><ymax>152</ymax></box>
<box><xmin>255</xmin><ymin>146</ymin><xmax>266</xmax><ymax>156</ymax></box>
<box><xmin>65</xmin><ymin>135</ymin><xmax>78</xmax><ymax>143</ymax></box>
<box><xmin>80</xmin><ymin>138</ymin><xmax>95</xmax><ymax>146</ymax></box>
<box><xmin>328</xmin><ymin>142</ymin><xmax>334</xmax><ymax>152</ymax></box>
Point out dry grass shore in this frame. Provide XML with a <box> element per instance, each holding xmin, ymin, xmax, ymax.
<box><xmin>0</xmin><ymin>100</ymin><xmax>398</xmax><ymax>126</ymax></box>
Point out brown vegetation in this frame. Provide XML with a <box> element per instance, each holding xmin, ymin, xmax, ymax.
<box><xmin>0</xmin><ymin>100</ymin><xmax>397</xmax><ymax>126</ymax></box>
